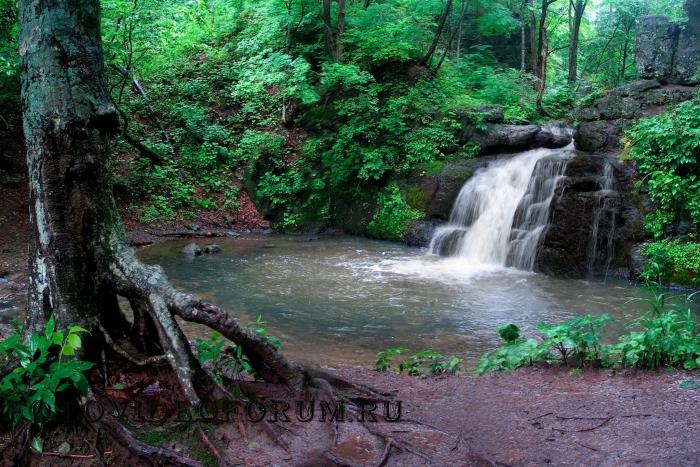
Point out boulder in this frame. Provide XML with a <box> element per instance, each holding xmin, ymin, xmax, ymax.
<box><xmin>204</xmin><ymin>244</ymin><xmax>221</xmax><ymax>254</ymax></box>
<box><xmin>634</xmin><ymin>1</ymin><xmax>700</xmax><ymax>85</ymax></box>
<box><xmin>635</xmin><ymin>16</ymin><xmax>678</xmax><ymax>80</ymax></box>
<box><xmin>182</xmin><ymin>242</ymin><xmax>202</xmax><ymax>256</ymax></box>
<box><xmin>404</xmin><ymin>220</ymin><xmax>443</xmax><ymax>248</ymax></box>
<box><xmin>628</xmin><ymin>244</ymin><xmax>649</xmax><ymax>279</ymax></box>
<box><xmin>0</xmin><ymin>324</ymin><xmax>14</xmax><ymax>340</ymax></box>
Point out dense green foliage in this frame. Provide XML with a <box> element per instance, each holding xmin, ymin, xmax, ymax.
<box><xmin>0</xmin><ymin>0</ymin><xmax>691</xmax><ymax>239</ymax></box>
<box><xmin>477</xmin><ymin>291</ymin><xmax>700</xmax><ymax>373</ymax></box>
<box><xmin>0</xmin><ymin>0</ymin><xmax>18</xmax><ymax>108</ymax></box>
<box><xmin>0</xmin><ymin>317</ymin><xmax>93</xmax><ymax>428</ymax></box>
<box><xmin>627</xmin><ymin>97</ymin><xmax>700</xmax><ymax>284</ymax></box>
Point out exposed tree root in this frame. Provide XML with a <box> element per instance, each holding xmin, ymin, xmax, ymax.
<box><xmin>0</xmin><ymin>425</ymin><xmax>31</xmax><ymax>467</ymax></box>
<box><xmin>98</xmin><ymin>414</ymin><xmax>202</xmax><ymax>467</ymax></box>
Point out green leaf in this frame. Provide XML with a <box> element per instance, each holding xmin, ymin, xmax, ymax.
<box><xmin>31</xmin><ymin>436</ymin><xmax>43</xmax><ymax>453</ymax></box>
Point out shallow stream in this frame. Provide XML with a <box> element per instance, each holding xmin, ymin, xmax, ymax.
<box><xmin>138</xmin><ymin>235</ymin><xmax>660</xmax><ymax>367</ymax></box>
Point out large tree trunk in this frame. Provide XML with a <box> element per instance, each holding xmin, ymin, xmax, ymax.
<box><xmin>19</xmin><ymin>0</ymin><xmax>307</xmax><ymax>413</ymax></box>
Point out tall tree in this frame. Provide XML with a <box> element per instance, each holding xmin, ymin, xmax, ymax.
<box><xmin>567</xmin><ymin>0</ymin><xmax>587</xmax><ymax>82</ymax></box>
<box><xmin>15</xmin><ymin>0</ymin><xmax>317</xmax><ymax>459</ymax></box>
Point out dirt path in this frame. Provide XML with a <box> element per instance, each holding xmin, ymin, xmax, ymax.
<box><xmin>323</xmin><ymin>366</ymin><xmax>700</xmax><ymax>466</ymax></box>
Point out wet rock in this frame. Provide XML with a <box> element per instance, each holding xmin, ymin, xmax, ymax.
<box><xmin>431</xmin><ymin>228</ymin><xmax>466</xmax><ymax>256</ymax></box>
<box><xmin>628</xmin><ymin>244</ymin><xmax>649</xmax><ymax>279</ymax></box>
<box><xmin>404</xmin><ymin>220</ymin><xmax>443</xmax><ymax>247</ymax></box>
<box><xmin>536</xmin><ymin>154</ymin><xmax>646</xmax><ymax>278</ymax></box>
<box><xmin>461</xmin><ymin>124</ymin><xmax>572</xmax><ymax>153</ymax></box>
<box><xmin>204</xmin><ymin>244</ymin><xmax>221</xmax><ymax>254</ymax></box>
<box><xmin>0</xmin><ymin>324</ymin><xmax>14</xmax><ymax>340</ymax></box>
<box><xmin>182</xmin><ymin>242</ymin><xmax>202</xmax><ymax>256</ymax></box>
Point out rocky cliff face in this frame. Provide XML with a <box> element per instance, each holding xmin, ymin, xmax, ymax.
<box><xmin>545</xmin><ymin>1</ymin><xmax>700</xmax><ymax>278</ymax></box>
<box><xmin>635</xmin><ymin>7</ymin><xmax>699</xmax><ymax>85</ymax></box>
<box><xmin>574</xmin><ymin>80</ymin><xmax>696</xmax><ymax>153</ymax></box>
<box><xmin>535</xmin><ymin>154</ymin><xmax>646</xmax><ymax>277</ymax></box>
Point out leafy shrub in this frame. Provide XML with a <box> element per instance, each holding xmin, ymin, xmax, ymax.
<box><xmin>627</xmin><ymin>99</ymin><xmax>700</xmax><ymax>239</ymax></box>
<box><xmin>194</xmin><ymin>316</ymin><xmax>280</xmax><ymax>384</ymax></box>
<box><xmin>537</xmin><ymin>314</ymin><xmax>613</xmax><ymax>365</ymax></box>
<box><xmin>641</xmin><ymin>240</ymin><xmax>700</xmax><ymax>286</ymax></box>
<box><xmin>367</xmin><ymin>182</ymin><xmax>423</xmax><ymax>241</ymax></box>
<box><xmin>606</xmin><ymin>292</ymin><xmax>700</xmax><ymax>369</ymax></box>
<box><xmin>0</xmin><ymin>317</ymin><xmax>93</xmax><ymax>427</ymax></box>
<box><xmin>475</xmin><ymin>324</ymin><xmax>542</xmax><ymax>373</ymax></box>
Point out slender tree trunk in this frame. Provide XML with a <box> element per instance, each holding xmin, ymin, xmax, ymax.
<box><xmin>620</xmin><ymin>37</ymin><xmax>629</xmax><ymax>81</ymax></box>
<box><xmin>529</xmin><ymin>11</ymin><xmax>537</xmax><ymax>72</ymax></box>
<box><xmin>322</xmin><ymin>0</ymin><xmax>345</xmax><ymax>61</ymax></box>
<box><xmin>567</xmin><ymin>0</ymin><xmax>586</xmax><ymax>83</ymax></box>
<box><xmin>420</xmin><ymin>0</ymin><xmax>453</xmax><ymax>66</ymax></box>
<box><xmin>521</xmin><ymin>0</ymin><xmax>527</xmax><ymax>71</ymax></box>
<box><xmin>435</xmin><ymin>0</ymin><xmax>467</xmax><ymax>73</ymax></box>
<box><xmin>536</xmin><ymin>29</ymin><xmax>549</xmax><ymax>112</ymax></box>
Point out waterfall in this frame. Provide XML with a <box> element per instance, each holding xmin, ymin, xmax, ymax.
<box><xmin>587</xmin><ymin>162</ymin><xmax>617</xmax><ymax>277</ymax></box>
<box><xmin>429</xmin><ymin>147</ymin><xmax>570</xmax><ymax>270</ymax></box>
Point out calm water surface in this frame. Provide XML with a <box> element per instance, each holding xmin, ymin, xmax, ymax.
<box><xmin>138</xmin><ymin>235</ymin><xmax>658</xmax><ymax>367</ymax></box>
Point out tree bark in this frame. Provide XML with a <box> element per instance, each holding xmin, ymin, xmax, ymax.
<box><xmin>435</xmin><ymin>0</ymin><xmax>467</xmax><ymax>73</ymax></box>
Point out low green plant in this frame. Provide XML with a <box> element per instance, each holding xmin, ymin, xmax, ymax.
<box><xmin>477</xmin><ymin>290</ymin><xmax>700</xmax><ymax>373</ymax></box>
<box><xmin>0</xmin><ymin>316</ymin><xmax>93</xmax><ymax>428</ymax></box>
<box><xmin>194</xmin><ymin>332</ymin><xmax>254</xmax><ymax>384</ymax></box>
<box><xmin>606</xmin><ymin>292</ymin><xmax>700</xmax><ymax>369</ymax></box>
<box><xmin>537</xmin><ymin>314</ymin><xmax>613</xmax><ymax>365</ymax></box>
<box><xmin>194</xmin><ymin>315</ymin><xmax>281</xmax><ymax>383</ymax></box>
<box><xmin>375</xmin><ymin>348</ymin><xmax>462</xmax><ymax>376</ymax></box>
<box><xmin>475</xmin><ymin>324</ymin><xmax>542</xmax><ymax>373</ymax></box>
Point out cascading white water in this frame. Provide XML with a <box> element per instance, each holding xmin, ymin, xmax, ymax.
<box><xmin>429</xmin><ymin>146</ymin><xmax>570</xmax><ymax>270</ymax></box>
<box><xmin>587</xmin><ymin>162</ymin><xmax>617</xmax><ymax>276</ymax></box>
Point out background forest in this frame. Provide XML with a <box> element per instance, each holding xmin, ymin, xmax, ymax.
<box><xmin>0</xmin><ymin>0</ymin><xmax>698</xmax><ymax>281</ymax></box>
